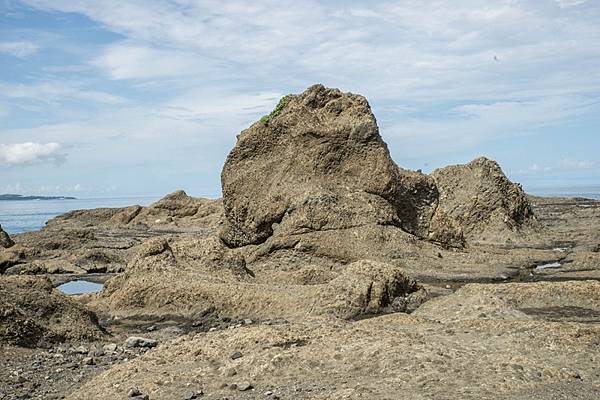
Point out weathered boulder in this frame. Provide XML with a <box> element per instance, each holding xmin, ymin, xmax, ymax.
<box><xmin>0</xmin><ymin>224</ymin><xmax>14</xmax><ymax>248</ymax></box>
<box><xmin>147</xmin><ymin>190</ymin><xmax>200</xmax><ymax>217</ymax></box>
<box><xmin>0</xmin><ymin>276</ymin><xmax>105</xmax><ymax>347</ymax></box>
<box><xmin>101</xmin><ymin>235</ymin><xmax>251</xmax><ymax>313</ymax></box>
<box><xmin>319</xmin><ymin>260</ymin><xmax>423</xmax><ymax>319</ymax></box>
<box><xmin>430</xmin><ymin>157</ymin><xmax>534</xmax><ymax>242</ymax></box>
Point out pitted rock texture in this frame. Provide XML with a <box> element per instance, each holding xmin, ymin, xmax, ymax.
<box><xmin>220</xmin><ymin>84</ymin><xmax>406</xmax><ymax>247</ymax></box>
<box><xmin>430</xmin><ymin>157</ymin><xmax>535</xmax><ymax>243</ymax></box>
<box><xmin>220</xmin><ymin>84</ymin><xmax>534</xmax><ymax>248</ymax></box>
<box><xmin>0</xmin><ymin>276</ymin><xmax>105</xmax><ymax>347</ymax></box>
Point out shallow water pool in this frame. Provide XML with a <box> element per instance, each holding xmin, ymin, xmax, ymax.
<box><xmin>56</xmin><ymin>280</ymin><xmax>104</xmax><ymax>295</ymax></box>
<box><xmin>536</xmin><ymin>262</ymin><xmax>562</xmax><ymax>270</ymax></box>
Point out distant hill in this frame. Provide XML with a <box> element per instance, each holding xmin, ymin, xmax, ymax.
<box><xmin>0</xmin><ymin>194</ymin><xmax>76</xmax><ymax>201</ymax></box>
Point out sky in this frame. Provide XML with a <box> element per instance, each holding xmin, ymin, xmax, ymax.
<box><xmin>0</xmin><ymin>0</ymin><xmax>599</xmax><ymax>198</ymax></box>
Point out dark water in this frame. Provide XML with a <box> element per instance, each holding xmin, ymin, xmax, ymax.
<box><xmin>0</xmin><ymin>196</ymin><xmax>159</xmax><ymax>235</ymax></box>
<box><xmin>56</xmin><ymin>280</ymin><xmax>104</xmax><ymax>295</ymax></box>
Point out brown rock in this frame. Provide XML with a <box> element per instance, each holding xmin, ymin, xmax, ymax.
<box><xmin>0</xmin><ymin>225</ymin><xmax>14</xmax><ymax>248</ymax></box>
<box><xmin>430</xmin><ymin>157</ymin><xmax>535</xmax><ymax>243</ymax></box>
<box><xmin>0</xmin><ymin>276</ymin><xmax>105</xmax><ymax>347</ymax></box>
<box><xmin>220</xmin><ymin>84</ymin><xmax>406</xmax><ymax>247</ymax></box>
<box><xmin>220</xmin><ymin>85</ymin><xmax>534</xmax><ymax>249</ymax></box>
<box><xmin>320</xmin><ymin>260</ymin><xmax>421</xmax><ymax>319</ymax></box>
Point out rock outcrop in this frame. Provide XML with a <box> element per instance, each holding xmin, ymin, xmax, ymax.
<box><xmin>318</xmin><ymin>260</ymin><xmax>423</xmax><ymax>319</ymax></box>
<box><xmin>0</xmin><ymin>224</ymin><xmax>14</xmax><ymax>248</ymax></box>
<box><xmin>220</xmin><ymin>84</ymin><xmax>407</xmax><ymax>247</ymax></box>
<box><xmin>1</xmin><ymin>191</ymin><xmax>223</xmax><ymax>276</ymax></box>
<box><xmin>430</xmin><ymin>157</ymin><xmax>535</xmax><ymax>243</ymax></box>
<box><xmin>0</xmin><ymin>276</ymin><xmax>105</xmax><ymax>347</ymax></box>
<box><xmin>220</xmin><ymin>84</ymin><xmax>535</xmax><ymax>249</ymax></box>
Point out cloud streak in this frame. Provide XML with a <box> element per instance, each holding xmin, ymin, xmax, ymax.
<box><xmin>0</xmin><ymin>41</ymin><xmax>40</xmax><ymax>57</ymax></box>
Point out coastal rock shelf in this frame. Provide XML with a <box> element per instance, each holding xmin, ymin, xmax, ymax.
<box><xmin>1</xmin><ymin>86</ymin><xmax>599</xmax><ymax>400</ymax></box>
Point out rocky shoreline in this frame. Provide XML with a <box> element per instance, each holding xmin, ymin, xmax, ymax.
<box><xmin>1</xmin><ymin>85</ymin><xmax>599</xmax><ymax>399</ymax></box>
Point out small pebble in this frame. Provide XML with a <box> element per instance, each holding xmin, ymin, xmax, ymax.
<box><xmin>236</xmin><ymin>382</ymin><xmax>253</xmax><ymax>391</ymax></box>
<box><xmin>81</xmin><ymin>357</ymin><xmax>95</xmax><ymax>366</ymax></box>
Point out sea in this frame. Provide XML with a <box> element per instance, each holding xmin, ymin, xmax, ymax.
<box><xmin>0</xmin><ymin>186</ymin><xmax>598</xmax><ymax>236</ymax></box>
<box><xmin>526</xmin><ymin>185</ymin><xmax>600</xmax><ymax>200</ymax></box>
<box><xmin>0</xmin><ymin>196</ymin><xmax>160</xmax><ymax>235</ymax></box>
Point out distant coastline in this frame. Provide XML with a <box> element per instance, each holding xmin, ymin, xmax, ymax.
<box><xmin>0</xmin><ymin>194</ymin><xmax>77</xmax><ymax>201</ymax></box>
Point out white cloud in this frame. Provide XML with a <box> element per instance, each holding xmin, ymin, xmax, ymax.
<box><xmin>91</xmin><ymin>44</ymin><xmax>205</xmax><ymax>80</ymax></box>
<box><xmin>0</xmin><ymin>41</ymin><xmax>40</xmax><ymax>57</ymax></box>
<box><xmin>382</xmin><ymin>96</ymin><xmax>593</xmax><ymax>154</ymax></box>
<box><xmin>160</xmin><ymin>90</ymin><xmax>282</xmax><ymax>121</ymax></box>
<box><xmin>0</xmin><ymin>142</ymin><xmax>65</xmax><ymax>166</ymax></box>
<box><xmin>0</xmin><ymin>82</ymin><xmax>127</xmax><ymax>105</ymax></box>
<box><xmin>555</xmin><ymin>0</ymin><xmax>588</xmax><ymax>9</ymax></box>
<box><xmin>1</xmin><ymin>182</ymin><xmax>24</xmax><ymax>194</ymax></box>
<box><xmin>560</xmin><ymin>158</ymin><xmax>596</xmax><ymax>169</ymax></box>
<box><xmin>528</xmin><ymin>163</ymin><xmax>552</xmax><ymax>172</ymax></box>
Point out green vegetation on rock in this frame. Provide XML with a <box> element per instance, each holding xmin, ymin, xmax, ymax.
<box><xmin>260</xmin><ymin>94</ymin><xmax>292</xmax><ymax>124</ymax></box>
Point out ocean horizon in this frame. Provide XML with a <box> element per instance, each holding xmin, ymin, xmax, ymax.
<box><xmin>0</xmin><ymin>196</ymin><xmax>160</xmax><ymax>235</ymax></box>
<box><xmin>1</xmin><ymin>186</ymin><xmax>598</xmax><ymax>236</ymax></box>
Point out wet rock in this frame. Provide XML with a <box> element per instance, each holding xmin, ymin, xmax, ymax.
<box><xmin>125</xmin><ymin>337</ymin><xmax>158</xmax><ymax>348</ymax></box>
<box><xmin>0</xmin><ymin>224</ymin><xmax>15</xmax><ymax>248</ymax></box>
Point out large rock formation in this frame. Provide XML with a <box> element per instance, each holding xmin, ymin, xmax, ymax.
<box><xmin>220</xmin><ymin>84</ymin><xmax>534</xmax><ymax>248</ymax></box>
<box><xmin>0</xmin><ymin>224</ymin><xmax>14</xmax><ymax>248</ymax></box>
<box><xmin>220</xmin><ymin>84</ymin><xmax>407</xmax><ymax>247</ymax></box>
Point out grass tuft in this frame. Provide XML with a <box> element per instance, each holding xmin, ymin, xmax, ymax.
<box><xmin>260</xmin><ymin>94</ymin><xmax>292</xmax><ymax>125</ymax></box>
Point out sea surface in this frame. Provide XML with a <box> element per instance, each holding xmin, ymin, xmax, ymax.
<box><xmin>0</xmin><ymin>196</ymin><xmax>159</xmax><ymax>235</ymax></box>
<box><xmin>526</xmin><ymin>185</ymin><xmax>600</xmax><ymax>200</ymax></box>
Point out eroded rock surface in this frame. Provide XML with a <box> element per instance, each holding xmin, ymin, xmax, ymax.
<box><xmin>0</xmin><ymin>276</ymin><xmax>105</xmax><ymax>347</ymax></box>
<box><xmin>1</xmin><ymin>85</ymin><xmax>600</xmax><ymax>400</ymax></box>
<box><xmin>220</xmin><ymin>84</ymin><xmax>407</xmax><ymax>247</ymax></box>
<box><xmin>2</xmin><ymin>191</ymin><xmax>222</xmax><ymax>275</ymax></box>
<box><xmin>430</xmin><ymin>157</ymin><xmax>535</xmax><ymax>244</ymax></box>
<box><xmin>220</xmin><ymin>85</ymin><xmax>535</xmax><ymax>249</ymax></box>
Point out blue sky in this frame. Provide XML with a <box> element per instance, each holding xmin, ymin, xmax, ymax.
<box><xmin>1</xmin><ymin>0</ymin><xmax>599</xmax><ymax>198</ymax></box>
